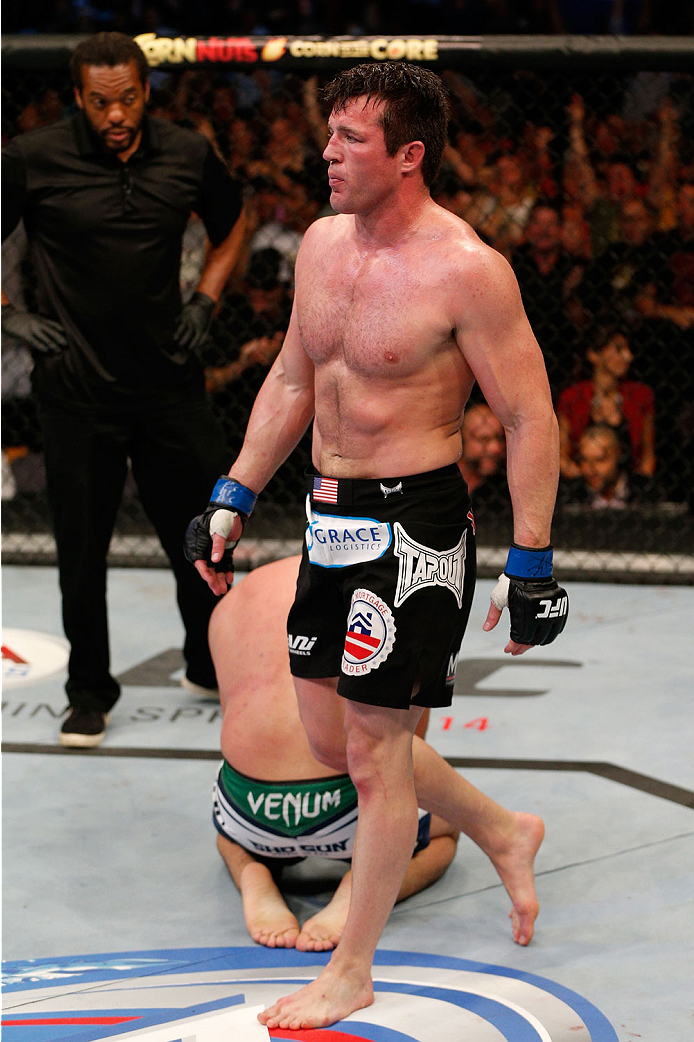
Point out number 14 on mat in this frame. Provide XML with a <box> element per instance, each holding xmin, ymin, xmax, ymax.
<box><xmin>441</xmin><ymin>716</ymin><xmax>488</xmax><ymax>731</ymax></box>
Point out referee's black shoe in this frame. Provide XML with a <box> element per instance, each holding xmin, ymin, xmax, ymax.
<box><xmin>60</xmin><ymin>708</ymin><xmax>110</xmax><ymax>748</ymax></box>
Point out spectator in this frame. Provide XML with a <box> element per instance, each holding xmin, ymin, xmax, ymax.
<box><xmin>576</xmin><ymin>196</ymin><xmax>663</xmax><ymax>330</ymax></box>
<box><xmin>561</xmin><ymin>201</ymin><xmax>592</xmax><ymax>262</ymax></box>
<box><xmin>557</xmin><ymin>326</ymin><xmax>656</xmax><ymax>480</ymax></box>
<box><xmin>511</xmin><ymin>200</ymin><xmax>583</xmax><ymax>394</ymax></box>
<box><xmin>457</xmin><ymin>403</ymin><xmax>507</xmax><ymax>503</ymax></box>
<box><xmin>566</xmin><ymin>93</ymin><xmax>647</xmax><ymax>257</ymax></box>
<box><xmin>464</xmin><ymin>149</ymin><xmax>536</xmax><ymax>257</ymax></box>
<box><xmin>244</xmin><ymin>176</ymin><xmax>304</xmax><ymax>286</ymax></box>
<box><xmin>636</xmin><ymin>181</ymin><xmax>694</xmax><ymax>330</ymax></box>
<box><xmin>1</xmin><ymin>32</ymin><xmax>246</xmax><ymax>748</ymax></box>
<box><xmin>204</xmin><ymin>247</ymin><xmax>292</xmax><ymax>410</ymax></box>
<box><xmin>635</xmin><ymin>180</ymin><xmax>694</xmax><ymax>502</ymax></box>
<box><xmin>226</xmin><ymin>115</ymin><xmax>259</xmax><ymax>180</ymax></box>
<box><xmin>560</xmin><ymin>424</ymin><xmax>660</xmax><ymax>509</ymax></box>
<box><xmin>1</xmin><ymin>221</ymin><xmax>42</xmax><ymax>494</ymax></box>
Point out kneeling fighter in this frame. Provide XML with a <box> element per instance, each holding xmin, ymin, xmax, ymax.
<box><xmin>210</xmin><ymin>554</ymin><xmax>459</xmax><ymax>950</ymax></box>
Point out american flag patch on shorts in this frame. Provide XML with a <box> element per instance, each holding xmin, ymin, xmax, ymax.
<box><xmin>312</xmin><ymin>476</ymin><xmax>339</xmax><ymax>503</ymax></box>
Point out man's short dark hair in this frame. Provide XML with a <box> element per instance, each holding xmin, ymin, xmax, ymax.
<box><xmin>70</xmin><ymin>32</ymin><xmax>150</xmax><ymax>90</ymax></box>
<box><xmin>322</xmin><ymin>62</ymin><xmax>449</xmax><ymax>187</ymax></box>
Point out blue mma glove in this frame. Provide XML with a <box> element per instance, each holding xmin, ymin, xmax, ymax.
<box><xmin>184</xmin><ymin>477</ymin><xmax>257</xmax><ymax>573</ymax></box>
<box><xmin>491</xmin><ymin>544</ymin><xmax>569</xmax><ymax>646</ymax></box>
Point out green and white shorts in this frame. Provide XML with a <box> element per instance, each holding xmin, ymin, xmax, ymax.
<box><xmin>213</xmin><ymin>760</ymin><xmax>431</xmax><ymax>861</ymax></box>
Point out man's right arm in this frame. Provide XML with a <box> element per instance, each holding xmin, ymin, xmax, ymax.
<box><xmin>1</xmin><ymin>145</ymin><xmax>25</xmax><ymax>244</ymax></box>
<box><xmin>193</xmin><ymin>295</ymin><xmax>316</xmax><ymax>595</ymax></box>
<box><xmin>2</xmin><ymin>142</ymin><xmax>68</xmax><ymax>354</ymax></box>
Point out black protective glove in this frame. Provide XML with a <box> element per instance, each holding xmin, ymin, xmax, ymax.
<box><xmin>490</xmin><ymin>543</ymin><xmax>569</xmax><ymax>646</ymax></box>
<box><xmin>1</xmin><ymin>303</ymin><xmax>67</xmax><ymax>355</ymax></box>
<box><xmin>184</xmin><ymin>476</ymin><xmax>258</xmax><ymax>574</ymax></box>
<box><xmin>173</xmin><ymin>292</ymin><xmax>215</xmax><ymax>354</ymax></box>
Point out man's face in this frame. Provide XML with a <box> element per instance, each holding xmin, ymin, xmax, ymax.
<box><xmin>620</xmin><ymin>200</ymin><xmax>652</xmax><ymax>245</ymax></box>
<box><xmin>579</xmin><ymin>434</ymin><xmax>620</xmax><ymax>494</ymax></box>
<box><xmin>75</xmin><ymin>60</ymin><xmax>149</xmax><ymax>160</ymax></box>
<box><xmin>462</xmin><ymin>409</ymin><xmax>505</xmax><ymax>476</ymax></box>
<box><xmin>593</xmin><ymin>333</ymin><xmax>633</xmax><ymax>380</ymax></box>
<box><xmin>526</xmin><ymin>207</ymin><xmax>561</xmax><ymax>251</ymax></box>
<box><xmin>496</xmin><ymin>154</ymin><xmax>523</xmax><ymax>188</ymax></box>
<box><xmin>606</xmin><ymin>162</ymin><xmax>636</xmax><ymax>202</ymax></box>
<box><xmin>323</xmin><ymin>97</ymin><xmax>400</xmax><ymax>215</ymax></box>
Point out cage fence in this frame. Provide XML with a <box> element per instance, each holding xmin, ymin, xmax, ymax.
<box><xmin>2</xmin><ymin>34</ymin><xmax>693</xmax><ymax>581</ymax></box>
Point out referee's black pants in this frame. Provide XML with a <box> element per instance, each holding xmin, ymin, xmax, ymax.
<box><xmin>39</xmin><ymin>395</ymin><xmax>225</xmax><ymax>714</ymax></box>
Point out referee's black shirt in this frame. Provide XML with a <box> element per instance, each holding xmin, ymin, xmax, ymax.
<box><xmin>2</xmin><ymin>111</ymin><xmax>242</xmax><ymax>406</ymax></box>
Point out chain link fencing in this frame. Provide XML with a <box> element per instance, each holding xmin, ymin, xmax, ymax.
<box><xmin>2</xmin><ymin>35</ymin><xmax>693</xmax><ymax>580</ymax></box>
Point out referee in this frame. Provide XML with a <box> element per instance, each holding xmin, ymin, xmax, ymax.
<box><xmin>1</xmin><ymin>33</ymin><xmax>246</xmax><ymax>747</ymax></box>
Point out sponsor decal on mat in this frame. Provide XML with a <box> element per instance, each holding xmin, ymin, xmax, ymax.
<box><xmin>1</xmin><ymin>947</ymin><xmax>619</xmax><ymax>1041</ymax></box>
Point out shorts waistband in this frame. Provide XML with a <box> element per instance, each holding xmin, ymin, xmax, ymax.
<box><xmin>218</xmin><ymin>760</ymin><xmax>358</xmax><ymax>840</ymax></box>
<box><xmin>307</xmin><ymin>463</ymin><xmax>461</xmax><ymax>507</ymax></box>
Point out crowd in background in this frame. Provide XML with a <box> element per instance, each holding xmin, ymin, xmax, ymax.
<box><xmin>2</xmin><ymin>53</ymin><xmax>694</xmax><ymax>515</ymax></box>
<box><xmin>2</xmin><ymin>0</ymin><xmax>692</xmax><ymax>37</ymax></box>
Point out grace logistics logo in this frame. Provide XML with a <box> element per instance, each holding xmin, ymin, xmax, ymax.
<box><xmin>1</xmin><ymin>947</ymin><xmax>619</xmax><ymax>1041</ymax></box>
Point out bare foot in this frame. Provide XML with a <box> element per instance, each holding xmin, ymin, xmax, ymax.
<box><xmin>487</xmin><ymin>811</ymin><xmax>545</xmax><ymax>945</ymax></box>
<box><xmin>240</xmin><ymin>862</ymin><xmax>300</xmax><ymax>948</ymax></box>
<box><xmin>296</xmin><ymin>876</ymin><xmax>352</xmax><ymax>951</ymax></box>
<box><xmin>258</xmin><ymin>961</ymin><xmax>374</xmax><ymax>1030</ymax></box>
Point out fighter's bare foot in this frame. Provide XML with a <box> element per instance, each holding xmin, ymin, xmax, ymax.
<box><xmin>296</xmin><ymin>879</ymin><xmax>351</xmax><ymax>951</ymax></box>
<box><xmin>258</xmin><ymin>962</ymin><xmax>374</xmax><ymax>1030</ymax></box>
<box><xmin>487</xmin><ymin>811</ymin><xmax>545</xmax><ymax>945</ymax></box>
<box><xmin>240</xmin><ymin>862</ymin><xmax>300</xmax><ymax>948</ymax></box>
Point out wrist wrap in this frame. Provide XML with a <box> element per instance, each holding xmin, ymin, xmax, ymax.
<box><xmin>505</xmin><ymin>543</ymin><xmax>553</xmax><ymax>580</ymax></box>
<box><xmin>210</xmin><ymin>477</ymin><xmax>257</xmax><ymax>517</ymax></box>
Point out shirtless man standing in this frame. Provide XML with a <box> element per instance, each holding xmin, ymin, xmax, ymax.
<box><xmin>187</xmin><ymin>62</ymin><xmax>568</xmax><ymax>1031</ymax></box>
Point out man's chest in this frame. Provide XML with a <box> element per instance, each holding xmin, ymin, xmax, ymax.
<box><xmin>26</xmin><ymin>153</ymin><xmax>198</xmax><ymax>240</ymax></box>
<box><xmin>297</xmin><ymin>250</ymin><xmax>452</xmax><ymax>377</ymax></box>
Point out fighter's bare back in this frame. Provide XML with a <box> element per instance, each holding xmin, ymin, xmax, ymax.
<box><xmin>296</xmin><ymin>203</ymin><xmax>483</xmax><ymax>479</ymax></box>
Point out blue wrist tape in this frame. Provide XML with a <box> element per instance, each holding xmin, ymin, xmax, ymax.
<box><xmin>505</xmin><ymin>544</ymin><xmax>553</xmax><ymax>580</ymax></box>
<box><xmin>211</xmin><ymin>477</ymin><xmax>257</xmax><ymax>517</ymax></box>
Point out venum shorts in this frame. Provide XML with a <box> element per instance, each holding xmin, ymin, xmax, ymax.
<box><xmin>213</xmin><ymin>761</ymin><xmax>431</xmax><ymax>866</ymax></box>
<box><xmin>287</xmin><ymin>464</ymin><xmax>476</xmax><ymax>710</ymax></box>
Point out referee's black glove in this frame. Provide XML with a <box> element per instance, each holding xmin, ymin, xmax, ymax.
<box><xmin>173</xmin><ymin>292</ymin><xmax>215</xmax><ymax>354</ymax></box>
<box><xmin>1</xmin><ymin>303</ymin><xmax>67</xmax><ymax>355</ymax></box>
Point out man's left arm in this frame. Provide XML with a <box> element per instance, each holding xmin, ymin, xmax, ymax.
<box><xmin>174</xmin><ymin>146</ymin><xmax>248</xmax><ymax>353</ymax></box>
<box><xmin>455</xmin><ymin>246</ymin><xmax>568</xmax><ymax>654</ymax></box>
<box><xmin>194</xmin><ymin>207</ymin><xmax>248</xmax><ymax>304</ymax></box>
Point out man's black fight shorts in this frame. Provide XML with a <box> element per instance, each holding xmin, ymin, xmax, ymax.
<box><xmin>287</xmin><ymin>464</ymin><xmax>477</xmax><ymax>710</ymax></box>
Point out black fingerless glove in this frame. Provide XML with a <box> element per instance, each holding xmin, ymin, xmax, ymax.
<box><xmin>184</xmin><ymin>476</ymin><xmax>258</xmax><ymax>574</ymax></box>
<box><xmin>491</xmin><ymin>544</ymin><xmax>569</xmax><ymax>646</ymax></box>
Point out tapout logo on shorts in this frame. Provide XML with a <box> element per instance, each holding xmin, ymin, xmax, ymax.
<box><xmin>342</xmin><ymin>589</ymin><xmax>396</xmax><ymax>676</ymax></box>
<box><xmin>393</xmin><ymin>524</ymin><xmax>467</xmax><ymax>608</ymax></box>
